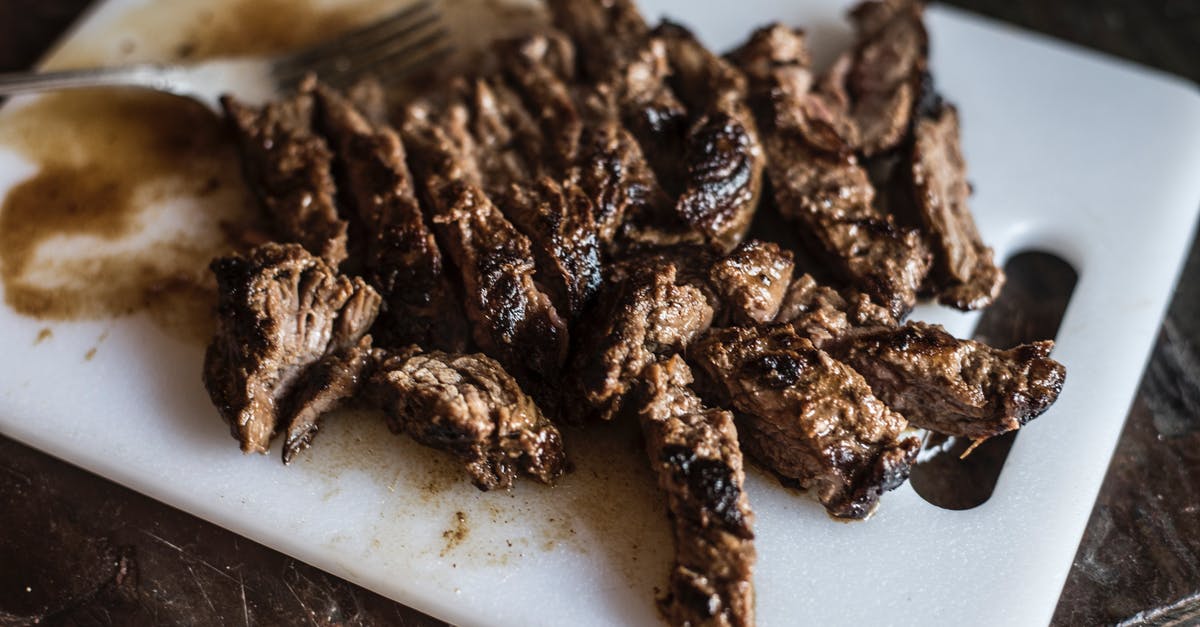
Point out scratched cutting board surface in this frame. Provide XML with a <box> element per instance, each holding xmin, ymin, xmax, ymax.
<box><xmin>2</xmin><ymin>1</ymin><xmax>1200</xmax><ymax>625</ymax></box>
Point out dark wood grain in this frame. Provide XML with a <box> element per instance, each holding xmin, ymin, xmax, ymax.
<box><xmin>0</xmin><ymin>1</ymin><xmax>1198</xmax><ymax>625</ymax></box>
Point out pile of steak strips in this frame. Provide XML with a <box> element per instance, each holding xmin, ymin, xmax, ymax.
<box><xmin>203</xmin><ymin>1</ymin><xmax>1066</xmax><ymax>624</ymax></box>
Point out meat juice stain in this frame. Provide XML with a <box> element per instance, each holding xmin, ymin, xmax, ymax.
<box><xmin>440</xmin><ymin>511</ymin><xmax>469</xmax><ymax>556</ymax></box>
<box><xmin>33</xmin><ymin>328</ymin><xmax>52</xmax><ymax>345</ymax></box>
<box><xmin>0</xmin><ymin>0</ymin><xmax>390</xmax><ymax>343</ymax></box>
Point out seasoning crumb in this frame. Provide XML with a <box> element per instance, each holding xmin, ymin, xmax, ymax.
<box><xmin>33</xmin><ymin>328</ymin><xmax>52</xmax><ymax>345</ymax></box>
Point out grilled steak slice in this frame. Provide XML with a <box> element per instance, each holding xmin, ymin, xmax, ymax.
<box><xmin>500</xmin><ymin>31</ymin><xmax>584</xmax><ymax>171</ymax></box>
<box><xmin>403</xmin><ymin>101</ymin><xmax>570</xmax><ymax>388</ymax></box>
<box><xmin>842</xmin><ymin>0</ymin><xmax>929</xmax><ymax>156</ymax></box>
<box><xmin>730</xmin><ymin>24</ymin><xmax>929</xmax><ymax>318</ymax></box>
<box><xmin>314</xmin><ymin>85</ymin><xmax>467</xmax><ymax>351</ymax></box>
<box><xmin>826</xmin><ymin>322</ymin><xmax>1066</xmax><ymax>440</ymax></box>
<box><xmin>203</xmin><ymin>243</ymin><xmax>381</xmax><ymax>453</ymax></box>
<box><xmin>432</xmin><ymin>182</ymin><xmax>570</xmax><ymax>384</ymax></box>
<box><xmin>222</xmin><ymin>84</ymin><xmax>348</xmax><ymax>266</ymax></box>
<box><xmin>708</xmin><ymin>240</ymin><xmax>795</xmax><ymax>326</ymax></box>
<box><xmin>690</xmin><ymin>324</ymin><xmax>919</xmax><ymax>519</ymax></box>
<box><xmin>506</xmin><ymin>176</ymin><xmax>603</xmax><ymax>317</ymax></box>
<box><xmin>465</xmin><ymin>77</ymin><xmax>545</xmax><ymax>193</ymax></box>
<box><xmin>369</xmin><ymin>350</ymin><xmax>566</xmax><ymax>490</ymax></box>
<box><xmin>548</xmin><ymin>0</ymin><xmax>690</xmax><ymax>194</ymax></box>
<box><xmin>571</xmin><ymin>118</ymin><xmax>674</xmax><ymax>247</ymax></box>
<box><xmin>907</xmin><ymin>104</ymin><xmax>1004</xmax><ymax>309</ymax></box>
<box><xmin>635</xmin><ymin>356</ymin><xmax>755</xmax><ymax>627</ymax></box>
<box><xmin>775</xmin><ymin>273</ymin><xmax>897</xmax><ymax>347</ymax></box>
<box><xmin>657</xmin><ymin>21</ymin><xmax>765</xmax><ymax>251</ymax></box>
<box><xmin>570</xmin><ymin>259</ymin><xmax>714</xmax><ymax>422</ymax></box>
<box><xmin>281</xmin><ymin>334</ymin><xmax>375</xmax><ymax>464</ymax></box>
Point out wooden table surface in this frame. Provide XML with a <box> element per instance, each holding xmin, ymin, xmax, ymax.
<box><xmin>1</xmin><ymin>1</ymin><xmax>1197</xmax><ymax>625</ymax></box>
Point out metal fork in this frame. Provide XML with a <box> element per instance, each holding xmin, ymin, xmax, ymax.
<box><xmin>0</xmin><ymin>0</ymin><xmax>451</xmax><ymax>111</ymax></box>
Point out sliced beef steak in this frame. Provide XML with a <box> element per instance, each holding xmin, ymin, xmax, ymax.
<box><xmin>774</xmin><ymin>273</ymin><xmax>897</xmax><ymax>347</ymax></box>
<box><xmin>690</xmin><ymin>324</ymin><xmax>919</xmax><ymax>519</ymax></box>
<box><xmin>908</xmin><ymin>104</ymin><xmax>1004</xmax><ymax>309</ymax></box>
<box><xmin>708</xmin><ymin>240</ymin><xmax>795</xmax><ymax>327</ymax></box>
<box><xmin>569</xmin><ymin>259</ymin><xmax>714</xmax><ymax>422</ymax></box>
<box><xmin>369</xmin><ymin>351</ymin><xmax>566</xmax><ymax>490</ymax></box>
<box><xmin>314</xmin><ymin>84</ymin><xmax>468</xmax><ymax>351</ymax></box>
<box><xmin>203</xmin><ymin>243</ymin><xmax>381</xmax><ymax>453</ymax></box>
<box><xmin>281</xmin><ymin>335</ymin><xmax>376</xmax><ymax>464</ymax></box>
<box><xmin>844</xmin><ymin>0</ymin><xmax>929</xmax><ymax>156</ymax></box>
<box><xmin>222</xmin><ymin>83</ymin><xmax>348</xmax><ymax>266</ymax></box>
<box><xmin>403</xmin><ymin>101</ymin><xmax>570</xmax><ymax>389</ymax></box>
<box><xmin>826</xmin><ymin>322</ymin><xmax>1066</xmax><ymax>440</ymax></box>
<box><xmin>635</xmin><ymin>356</ymin><xmax>755</xmax><ymax>627</ymax></box>
<box><xmin>657</xmin><ymin>21</ymin><xmax>765</xmax><ymax>251</ymax></box>
<box><xmin>506</xmin><ymin>176</ymin><xmax>603</xmax><ymax>317</ymax></box>
<box><xmin>730</xmin><ymin>24</ymin><xmax>930</xmax><ymax>318</ymax></box>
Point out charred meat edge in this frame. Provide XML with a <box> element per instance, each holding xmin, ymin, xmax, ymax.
<box><xmin>636</xmin><ymin>356</ymin><xmax>755</xmax><ymax>627</ymax></box>
<box><xmin>690</xmin><ymin>324</ymin><xmax>919</xmax><ymax>519</ymax></box>
<box><xmin>569</xmin><ymin>259</ymin><xmax>714</xmax><ymax>422</ymax></box>
<box><xmin>221</xmin><ymin>79</ymin><xmax>349</xmax><ymax>266</ymax></box>
<box><xmin>826</xmin><ymin>321</ymin><xmax>1066</xmax><ymax>440</ymax></box>
<box><xmin>729</xmin><ymin>23</ymin><xmax>930</xmax><ymax>318</ymax></box>
<box><xmin>313</xmin><ymin>83</ymin><xmax>468</xmax><ymax>351</ymax></box>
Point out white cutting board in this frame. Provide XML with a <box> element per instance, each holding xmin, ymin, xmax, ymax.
<box><xmin>2</xmin><ymin>1</ymin><xmax>1200</xmax><ymax>626</ymax></box>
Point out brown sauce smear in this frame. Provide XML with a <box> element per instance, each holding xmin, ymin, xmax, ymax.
<box><xmin>1</xmin><ymin>0</ymin><xmax>392</xmax><ymax>343</ymax></box>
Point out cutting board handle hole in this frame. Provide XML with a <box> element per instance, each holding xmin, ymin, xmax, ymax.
<box><xmin>910</xmin><ymin>250</ymin><xmax>1078</xmax><ymax>510</ymax></box>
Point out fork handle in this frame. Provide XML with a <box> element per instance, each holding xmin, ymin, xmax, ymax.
<box><xmin>0</xmin><ymin>65</ymin><xmax>186</xmax><ymax>98</ymax></box>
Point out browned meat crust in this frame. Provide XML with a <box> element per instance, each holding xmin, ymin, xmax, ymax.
<box><xmin>826</xmin><ymin>322</ymin><xmax>1066</xmax><ymax>440</ymax></box>
<box><xmin>369</xmin><ymin>351</ymin><xmax>566</xmax><ymax>490</ymax></box>
<box><xmin>908</xmin><ymin>105</ymin><xmax>1004</xmax><ymax>309</ymax></box>
<box><xmin>281</xmin><ymin>335</ymin><xmax>375</xmax><ymax>464</ymax></box>
<box><xmin>430</xmin><ymin>181</ymin><xmax>570</xmax><ymax>385</ymax></box>
<box><xmin>221</xmin><ymin>83</ymin><xmax>349</xmax><ymax>266</ymax></box>
<box><xmin>506</xmin><ymin>176</ymin><xmax>603</xmax><ymax>317</ymax></box>
<box><xmin>730</xmin><ymin>24</ymin><xmax>930</xmax><ymax>318</ymax></box>
<box><xmin>313</xmin><ymin>84</ymin><xmax>468</xmax><ymax>351</ymax></box>
<box><xmin>690</xmin><ymin>324</ymin><xmax>919</xmax><ymax>519</ymax></box>
<box><xmin>203</xmin><ymin>243</ymin><xmax>381</xmax><ymax>453</ymax></box>
<box><xmin>657</xmin><ymin>21</ymin><xmax>765</xmax><ymax>252</ymax></box>
<box><xmin>635</xmin><ymin>356</ymin><xmax>755</xmax><ymax>627</ymax></box>
<box><xmin>569</xmin><ymin>259</ymin><xmax>714</xmax><ymax>422</ymax></box>
<box><xmin>402</xmin><ymin>100</ymin><xmax>570</xmax><ymax>388</ymax></box>
<box><xmin>499</xmin><ymin>31</ymin><xmax>584</xmax><ymax>172</ymax></box>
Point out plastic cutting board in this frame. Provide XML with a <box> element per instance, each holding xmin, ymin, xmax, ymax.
<box><xmin>2</xmin><ymin>1</ymin><xmax>1200</xmax><ymax>625</ymax></box>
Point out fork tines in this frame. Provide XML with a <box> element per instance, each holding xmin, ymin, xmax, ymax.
<box><xmin>273</xmin><ymin>0</ymin><xmax>452</xmax><ymax>89</ymax></box>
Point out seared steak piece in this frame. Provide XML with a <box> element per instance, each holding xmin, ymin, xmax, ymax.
<box><xmin>571</xmin><ymin>118</ymin><xmax>674</xmax><ymax>248</ymax></box>
<box><xmin>464</xmin><ymin>77</ymin><xmax>545</xmax><ymax>193</ymax></box>
<box><xmin>500</xmin><ymin>31</ymin><xmax>584</xmax><ymax>171</ymax></box>
<box><xmin>506</xmin><ymin>176</ymin><xmax>603</xmax><ymax>317</ymax></box>
<box><xmin>570</xmin><ymin>259</ymin><xmax>714</xmax><ymax>422</ymax></box>
<box><xmin>635</xmin><ymin>356</ymin><xmax>755</xmax><ymax>627</ymax></box>
<box><xmin>430</xmin><ymin>181</ymin><xmax>570</xmax><ymax>386</ymax></box>
<box><xmin>314</xmin><ymin>85</ymin><xmax>467</xmax><ymax>351</ymax></box>
<box><xmin>281</xmin><ymin>335</ymin><xmax>376</xmax><ymax>464</ymax></box>
<box><xmin>708</xmin><ymin>240</ymin><xmax>795</xmax><ymax>326</ymax></box>
<box><xmin>730</xmin><ymin>24</ymin><xmax>930</xmax><ymax>318</ymax></box>
<box><xmin>907</xmin><ymin>105</ymin><xmax>1004</xmax><ymax>309</ymax></box>
<box><xmin>369</xmin><ymin>350</ymin><xmax>566</xmax><ymax>490</ymax></box>
<box><xmin>548</xmin><ymin>0</ymin><xmax>690</xmax><ymax>197</ymax></box>
<box><xmin>222</xmin><ymin>83</ymin><xmax>349</xmax><ymax>266</ymax></box>
<box><xmin>774</xmin><ymin>273</ymin><xmax>897</xmax><ymax>347</ymax></box>
<box><xmin>657</xmin><ymin>21</ymin><xmax>765</xmax><ymax>252</ymax></box>
<box><xmin>690</xmin><ymin>324</ymin><xmax>919</xmax><ymax>519</ymax></box>
<box><xmin>826</xmin><ymin>322</ymin><xmax>1066</xmax><ymax>440</ymax></box>
<box><xmin>403</xmin><ymin>101</ymin><xmax>570</xmax><ymax>388</ymax></box>
<box><xmin>843</xmin><ymin>0</ymin><xmax>929</xmax><ymax>156</ymax></box>
<box><xmin>203</xmin><ymin>243</ymin><xmax>381</xmax><ymax>453</ymax></box>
